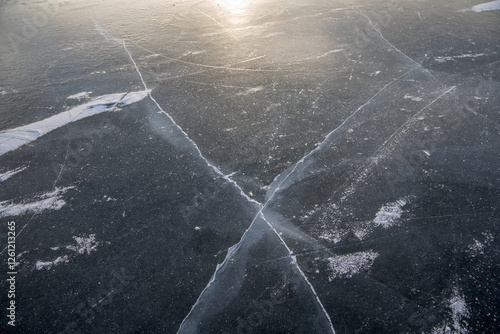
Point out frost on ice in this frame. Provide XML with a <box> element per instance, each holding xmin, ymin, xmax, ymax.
<box><xmin>66</xmin><ymin>234</ymin><xmax>99</xmax><ymax>255</ymax></box>
<box><xmin>0</xmin><ymin>166</ymin><xmax>27</xmax><ymax>182</ymax></box>
<box><xmin>67</xmin><ymin>91</ymin><xmax>92</xmax><ymax>100</ymax></box>
<box><xmin>326</xmin><ymin>251</ymin><xmax>379</xmax><ymax>281</ymax></box>
<box><xmin>373</xmin><ymin>198</ymin><xmax>408</xmax><ymax>227</ymax></box>
<box><xmin>0</xmin><ymin>186</ymin><xmax>75</xmax><ymax>217</ymax></box>
<box><xmin>36</xmin><ymin>256</ymin><xmax>70</xmax><ymax>271</ymax></box>
<box><xmin>35</xmin><ymin>234</ymin><xmax>99</xmax><ymax>271</ymax></box>
<box><xmin>430</xmin><ymin>287</ymin><xmax>471</xmax><ymax>333</ymax></box>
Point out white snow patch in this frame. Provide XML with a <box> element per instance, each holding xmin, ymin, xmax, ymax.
<box><xmin>303</xmin><ymin>49</ymin><xmax>343</xmax><ymax>61</ymax></box>
<box><xmin>467</xmin><ymin>239</ymin><xmax>485</xmax><ymax>256</ymax></box>
<box><xmin>430</xmin><ymin>288</ymin><xmax>471</xmax><ymax>333</ymax></box>
<box><xmin>0</xmin><ymin>90</ymin><xmax>148</xmax><ymax>156</ymax></box>
<box><xmin>404</xmin><ymin>94</ymin><xmax>423</xmax><ymax>102</ymax></box>
<box><xmin>373</xmin><ymin>198</ymin><xmax>407</xmax><ymax>227</ymax></box>
<box><xmin>450</xmin><ymin>288</ymin><xmax>470</xmax><ymax>333</ymax></box>
<box><xmin>315</xmin><ymin>49</ymin><xmax>343</xmax><ymax>59</ymax></box>
<box><xmin>265</xmin><ymin>31</ymin><xmax>285</xmax><ymax>37</ymax></box>
<box><xmin>237</xmin><ymin>86</ymin><xmax>264</xmax><ymax>96</ymax></box>
<box><xmin>0</xmin><ymin>166</ymin><xmax>27</xmax><ymax>182</ymax></box>
<box><xmin>319</xmin><ymin>231</ymin><xmax>345</xmax><ymax>244</ymax></box>
<box><xmin>67</xmin><ymin>91</ymin><xmax>92</xmax><ymax>100</ymax></box>
<box><xmin>467</xmin><ymin>231</ymin><xmax>494</xmax><ymax>257</ymax></box>
<box><xmin>66</xmin><ymin>234</ymin><xmax>99</xmax><ymax>255</ymax></box>
<box><xmin>36</xmin><ymin>234</ymin><xmax>100</xmax><ymax>271</ymax></box>
<box><xmin>471</xmin><ymin>0</ymin><xmax>500</xmax><ymax>12</ymax></box>
<box><xmin>0</xmin><ymin>186</ymin><xmax>75</xmax><ymax>218</ymax></box>
<box><xmin>434</xmin><ymin>53</ymin><xmax>486</xmax><ymax>63</ymax></box>
<box><xmin>353</xmin><ymin>226</ymin><xmax>372</xmax><ymax>240</ymax></box>
<box><xmin>327</xmin><ymin>251</ymin><xmax>378</xmax><ymax>280</ymax></box>
<box><xmin>483</xmin><ymin>231</ymin><xmax>494</xmax><ymax>243</ymax></box>
<box><xmin>35</xmin><ymin>255</ymin><xmax>69</xmax><ymax>270</ymax></box>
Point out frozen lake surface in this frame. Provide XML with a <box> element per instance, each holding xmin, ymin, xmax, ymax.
<box><xmin>0</xmin><ymin>0</ymin><xmax>499</xmax><ymax>333</ymax></box>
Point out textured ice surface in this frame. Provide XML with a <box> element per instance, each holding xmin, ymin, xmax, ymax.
<box><xmin>0</xmin><ymin>0</ymin><xmax>498</xmax><ymax>333</ymax></box>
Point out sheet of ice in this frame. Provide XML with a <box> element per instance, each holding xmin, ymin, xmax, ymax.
<box><xmin>0</xmin><ymin>90</ymin><xmax>148</xmax><ymax>156</ymax></box>
<box><xmin>471</xmin><ymin>0</ymin><xmax>500</xmax><ymax>12</ymax></box>
<box><xmin>326</xmin><ymin>251</ymin><xmax>379</xmax><ymax>281</ymax></box>
<box><xmin>0</xmin><ymin>166</ymin><xmax>27</xmax><ymax>182</ymax></box>
<box><xmin>3</xmin><ymin>0</ymin><xmax>497</xmax><ymax>332</ymax></box>
<box><xmin>0</xmin><ymin>186</ymin><xmax>74</xmax><ymax>217</ymax></box>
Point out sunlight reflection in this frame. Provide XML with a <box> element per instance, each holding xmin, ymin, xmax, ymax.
<box><xmin>220</xmin><ymin>0</ymin><xmax>246</xmax><ymax>9</ymax></box>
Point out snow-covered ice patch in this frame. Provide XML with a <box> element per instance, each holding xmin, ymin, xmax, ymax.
<box><xmin>404</xmin><ymin>94</ymin><xmax>423</xmax><ymax>102</ymax></box>
<box><xmin>450</xmin><ymin>289</ymin><xmax>470</xmax><ymax>333</ymax></box>
<box><xmin>0</xmin><ymin>186</ymin><xmax>75</xmax><ymax>218</ymax></box>
<box><xmin>466</xmin><ymin>231</ymin><xmax>494</xmax><ymax>257</ymax></box>
<box><xmin>304</xmin><ymin>49</ymin><xmax>343</xmax><ymax>61</ymax></box>
<box><xmin>237</xmin><ymin>86</ymin><xmax>264</xmax><ymax>96</ymax></box>
<box><xmin>434</xmin><ymin>53</ymin><xmax>486</xmax><ymax>63</ymax></box>
<box><xmin>319</xmin><ymin>230</ymin><xmax>346</xmax><ymax>244</ymax></box>
<box><xmin>265</xmin><ymin>31</ymin><xmax>285</xmax><ymax>37</ymax></box>
<box><xmin>35</xmin><ymin>234</ymin><xmax>99</xmax><ymax>271</ymax></box>
<box><xmin>471</xmin><ymin>0</ymin><xmax>500</xmax><ymax>12</ymax></box>
<box><xmin>36</xmin><ymin>256</ymin><xmax>69</xmax><ymax>270</ymax></box>
<box><xmin>314</xmin><ymin>49</ymin><xmax>343</xmax><ymax>59</ymax></box>
<box><xmin>66</xmin><ymin>234</ymin><xmax>99</xmax><ymax>255</ymax></box>
<box><xmin>430</xmin><ymin>287</ymin><xmax>471</xmax><ymax>333</ymax></box>
<box><xmin>373</xmin><ymin>198</ymin><xmax>407</xmax><ymax>227</ymax></box>
<box><xmin>0</xmin><ymin>90</ymin><xmax>148</xmax><ymax>156</ymax></box>
<box><xmin>67</xmin><ymin>91</ymin><xmax>92</xmax><ymax>100</ymax></box>
<box><xmin>467</xmin><ymin>239</ymin><xmax>485</xmax><ymax>256</ymax></box>
<box><xmin>0</xmin><ymin>166</ymin><xmax>27</xmax><ymax>182</ymax></box>
<box><xmin>326</xmin><ymin>251</ymin><xmax>378</xmax><ymax>280</ymax></box>
<box><xmin>353</xmin><ymin>226</ymin><xmax>372</xmax><ymax>240</ymax></box>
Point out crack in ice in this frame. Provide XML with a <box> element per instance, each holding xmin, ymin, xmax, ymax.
<box><xmin>131</xmin><ymin>42</ymin><xmax>272</xmax><ymax>72</ymax></box>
